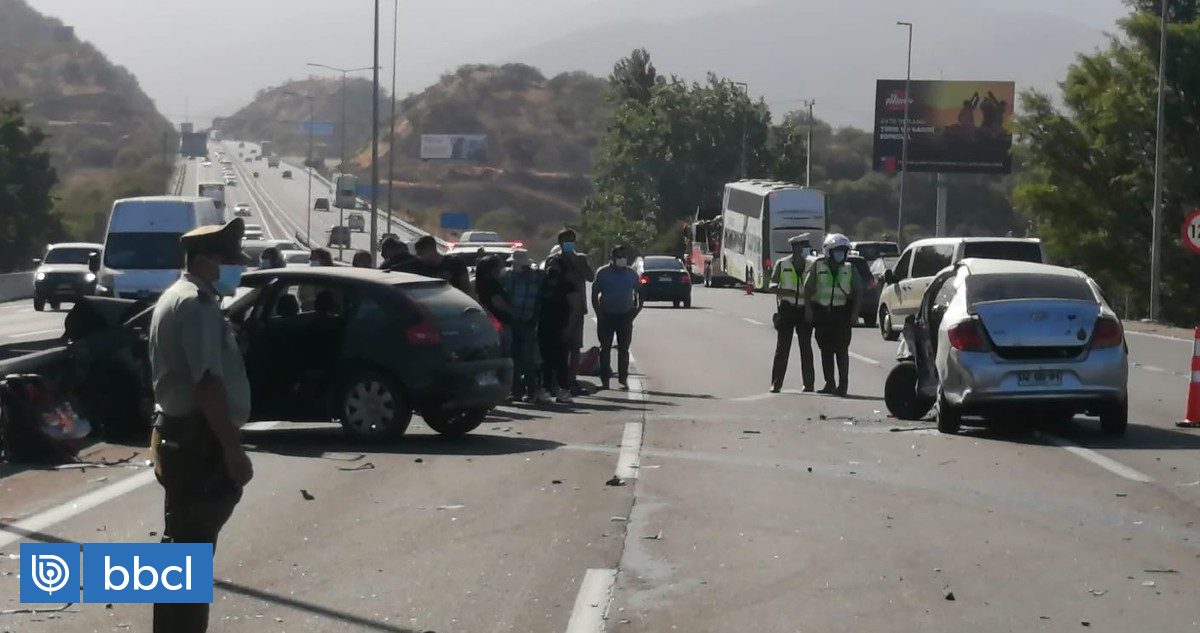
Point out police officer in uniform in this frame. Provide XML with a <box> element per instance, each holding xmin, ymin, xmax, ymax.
<box><xmin>769</xmin><ymin>235</ymin><xmax>815</xmax><ymax>393</ymax></box>
<box><xmin>804</xmin><ymin>233</ymin><xmax>863</xmax><ymax>396</ymax></box>
<box><xmin>149</xmin><ymin>217</ymin><xmax>254</xmax><ymax>632</ymax></box>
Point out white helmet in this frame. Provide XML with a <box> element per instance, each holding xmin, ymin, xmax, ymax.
<box><xmin>823</xmin><ymin>233</ymin><xmax>851</xmax><ymax>252</ymax></box>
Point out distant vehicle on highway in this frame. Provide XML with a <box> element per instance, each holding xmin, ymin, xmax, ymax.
<box><xmin>850</xmin><ymin>241</ymin><xmax>899</xmax><ymax>262</ymax></box>
<box><xmin>233</xmin><ymin>202</ymin><xmax>252</xmax><ymax>217</ymax></box>
<box><xmin>32</xmin><ymin>242</ymin><xmax>103</xmax><ymax>312</ymax></box>
<box><xmin>201</xmin><ymin>159</ymin><xmax>212</xmax><ymax>167</ymax></box>
<box><xmin>884</xmin><ymin>258</ymin><xmax>1128</xmax><ymax>436</ymax></box>
<box><xmin>282</xmin><ymin>170</ymin><xmax>293</xmax><ymax>179</ymax></box>
<box><xmin>224</xmin><ymin>176</ymin><xmax>238</xmax><ymax>187</ymax></box>
<box><xmin>720</xmin><ymin>180</ymin><xmax>827</xmax><ymax>291</ymax></box>
<box><xmin>328</xmin><ymin>226</ymin><xmax>352</xmax><ymax>248</ymax></box>
<box><xmin>460</xmin><ymin>230</ymin><xmax>502</xmax><ymax>244</ymax></box>
<box><xmin>635</xmin><ymin>256</ymin><xmax>692</xmax><ymax>308</ymax></box>
<box><xmin>314</xmin><ymin>197</ymin><xmax>330</xmax><ymax>211</ymax></box>
<box><xmin>347</xmin><ymin>212</ymin><xmax>365</xmax><ymax>232</ymax></box>
<box><xmin>244</xmin><ymin>157</ymin><xmax>252</xmax><ymax>163</ymax></box>
<box><xmin>267</xmin><ymin>155</ymin><xmax>280</xmax><ymax>168</ymax></box>
<box><xmin>238</xmin><ymin>141</ymin><xmax>245</xmax><ymax>148</ymax></box>
<box><xmin>197</xmin><ymin>182</ymin><xmax>226</xmax><ymax>213</ymax></box>
<box><xmin>877</xmin><ymin>237</ymin><xmax>1047</xmax><ymax>341</ymax></box>
<box><xmin>252</xmin><ymin>171</ymin><xmax>259</xmax><ymax>178</ymax></box>
<box><xmin>244</xmin><ymin>224</ymin><xmax>264</xmax><ymax>241</ymax></box>
<box><xmin>98</xmin><ymin>196</ymin><xmax>222</xmax><ymax>300</ymax></box>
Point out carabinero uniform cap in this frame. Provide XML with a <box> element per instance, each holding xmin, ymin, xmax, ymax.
<box><xmin>788</xmin><ymin>234</ymin><xmax>812</xmax><ymax>247</ymax></box>
<box><xmin>180</xmin><ymin>217</ymin><xmax>244</xmax><ymax>257</ymax></box>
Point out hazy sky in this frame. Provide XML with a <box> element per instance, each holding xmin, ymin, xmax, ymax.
<box><xmin>26</xmin><ymin>0</ymin><xmax>1130</xmax><ymax>127</ymax></box>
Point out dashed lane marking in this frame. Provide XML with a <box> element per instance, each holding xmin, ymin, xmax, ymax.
<box><xmin>742</xmin><ymin>317</ymin><xmax>766</xmax><ymax>326</ymax></box>
<box><xmin>1037</xmin><ymin>432</ymin><xmax>1154</xmax><ymax>483</ymax></box>
<box><xmin>1126</xmin><ymin>330</ymin><xmax>1191</xmax><ymax>344</ymax></box>
<box><xmin>7</xmin><ymin>328</ymin><xmax>61</xmax><ymax>340</ymax></box>
<box><xmin>849</xmin><ymin>351</ymin><xmax>881</xmax><ymax>366</ymax></box>
<box><xmin>732</xmin><ymin>392</ymin><xmax>777</xmax><ymax>402</ymax></box>
<box><xmin>564</xmin><ymin>568</ymin><xmax>617</xmax><ymax>633</ymax></box>
<box><xmin>615</xmin><ymin>422</ymin><xmax>643</xmax><ymax>480</ymax></box>
<box><xmin>0</xmin><ymin>470</ymin><xmax>157</xmax><ymax>549</ymax></box>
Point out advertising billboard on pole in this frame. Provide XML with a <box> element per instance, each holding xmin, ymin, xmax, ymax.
<box><xmin>872</xmin><ymin>80</ymin><xmax>1015</xmax><ymax>174</ymax></box>
<box><xmin>420</xmin><ymin>134</ymin><xmax>488</xmax><ymax>161</ymax></box>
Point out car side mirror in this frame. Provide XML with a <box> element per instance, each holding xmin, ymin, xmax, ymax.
<box><xmin>32</xmin><ymin>258</ymin><xmax>42</xmax><ymax>266</ymax></box>
<box><xmin>883</xmin><ymin>269</ymin><xmax>896</xmax><ymax>285</ymax></box>
<box><xmin>88</xmin><ymin>254</ymin><xmax>100</xmax><ymax>272</ymax></box>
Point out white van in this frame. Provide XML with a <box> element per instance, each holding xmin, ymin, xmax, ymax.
<box><xmin>97</xmin><ymin>196</ymin><xmax>223</xmax><ymax>299</ymax></box>
<box><xmin>877</xmin><ymin>237</ymin><xmax>1046</xmax><ymax>340</ymax></box>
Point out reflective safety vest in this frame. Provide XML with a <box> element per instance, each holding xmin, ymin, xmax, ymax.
<box><xmin>811</xmin><ymin>259</ymin><xmax>854</xmax><ymax>307</ymax></box>
<box><xmin>775</xmin><ymin>256</ymin><xmax>805</xmax><ymax>306</ymax></box>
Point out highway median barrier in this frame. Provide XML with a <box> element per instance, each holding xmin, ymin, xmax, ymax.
<box><xmin>0</xmin><ymin>272</ymin><xmax>34</xmax><ymax>303</ymax></box>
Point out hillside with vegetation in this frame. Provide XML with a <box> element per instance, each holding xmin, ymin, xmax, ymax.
<box><xmin>0</xmin><ymin>0</ymin><xmax>176</xmax><ymax>245</ymax></box>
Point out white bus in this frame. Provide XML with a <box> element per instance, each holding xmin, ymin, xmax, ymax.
<box><xmin>719</xmin><ymin>180</ymin><xmax>827</xmax><ymax>290</ymax></box>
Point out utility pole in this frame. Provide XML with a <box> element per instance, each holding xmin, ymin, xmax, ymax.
<box><xmin>734</xmin><ymin>81</ymin><xmax>749</xmax><ymax>179</ymax></box>
<box><xmin>387</xmin><ymin>0</ymin><xmax>399</xmax><ymax>237</ymax></box>
<box><xmin>306</xmin><ymin>62</ymin><xmax>373</xmax><ymax>256</ymax></box>
<box><xmin>804</xmin><ymin>99</ymin><xmax>816</xmax><ymax>187</ymax></box>
<box><xmin>896</xmin><ymin>21</ymin><xmax>913</xmax><ymax>246</ymax></box>
<box><xmin>1150</xmin><ymin>0</ymin><xmax>1168</xmax><ymax>321</ymax></box>
<box><xmin>370</xmin><ymin>0</ymin><xmax>381</xmax><ymax>262</ymax></box>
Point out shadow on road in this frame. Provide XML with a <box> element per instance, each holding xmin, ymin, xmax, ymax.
<box><xmin>952</xmin><ymin>416</ymin><xmax>1200</xmax><ymax>451</ymax></box>
<box><xmin>245</xmin><ymin>426</ymin><xmax>564</xmax><ymax>460</ymax></box>
<box><xmin>215</xmin><ymin>579</ymin><xmax>417</xmax><ymax>632</ymax></box>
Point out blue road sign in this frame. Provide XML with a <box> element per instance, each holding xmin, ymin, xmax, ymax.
<box><xmin>440</xmin><ymin>212</ymin><xmax>470</xmax><ymax>230</ymax></box>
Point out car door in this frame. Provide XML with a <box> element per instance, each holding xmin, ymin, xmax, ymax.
<box><xmin>902</xmin><ymin>244</ymin><xmax>955</xmax><ymax>317</ymax></box>
<box><xmin>882</xmin><ymin>248</ymin><xmax>913</xmax><ymax>317</ymax></box>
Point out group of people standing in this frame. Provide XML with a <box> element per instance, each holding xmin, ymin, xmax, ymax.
<box><xmin>770</xmin><ymin>232</ymin><xmax>863</xmax><ymax>396</ymax></box>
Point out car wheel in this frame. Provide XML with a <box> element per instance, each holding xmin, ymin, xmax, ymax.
<box><xmin>1100</xmin><ymin>399</ymin><xmax>1128</xmax><ymax>436</ymax></box>
<box><xmin>673</xmin><ymin>300</ymin><xmax>681</xmax><ymax>308</ymax></box>
<box><xmin>884</xmin><ymin>361</ymin><xmax>934</xmax><ymax>420</ymax></box>
<box><xmin>880</xmin><ymin>306</ymin><xmax>899</xmax><ymax>341</ymax></box>
<box><xmin>683</xmin><ymin>296</ymin><xmax>692</xmax><ymax>309</ymax></box>
<box><xmin>33</xmin><ymin>297</ymin><xmax>44</xmax><ymax>312</ymax></box>
<box><xmin>422</xmin><ymin>408</ymin><xmax>489</xmax><ymax>437</ymax></box>
<box><xmin>937</xmin><ymin>390</ymin><xmax>961</xmax><ymax>434</ymax></box>
<box><xmin>339</xmin><ymin>371</ymin><xmax>411</xmax><ymax>440</ymax></box>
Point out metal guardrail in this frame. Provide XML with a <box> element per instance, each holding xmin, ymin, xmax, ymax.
<box><xmin>171</xmin><ymin>160</ymin><xmax>187</xmax><ymax>195</ymax></box>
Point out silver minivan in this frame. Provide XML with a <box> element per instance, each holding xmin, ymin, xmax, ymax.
<box><xmin>877</xmin><ymin>237</ymin><xmax>1045</xmax><ymax>340</ymax></box>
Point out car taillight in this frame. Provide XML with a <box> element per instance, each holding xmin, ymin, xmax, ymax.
<box><xmin>680</xmin><ymin>273</ymin><xmax>691</xmax><ymax>284</ymax></box>
<box><xmin>511</xmin><ymin>240</ymin><xmax>524</xmax><ymax>248</ymax></box>
<box><xmin>639</xmin><ymin>275</ymin><xmax>649</xmax><ymax>286</ymax></box>
<box><xmin>405</xmin><ymin>321</ymin><xmax>441</xmax><ymax>346</ymax></box>
<box><xmin>948</xmin><ymin>320</ymin><xmax>986</xmax><ymax>352</ymax></box>
<box><xmin>1092</xmin><ymin>316</ymin><xmax>1124</xmax><ymax>349</ymax></box>
<box><xmin>489</xmin><ymin>314</ymin><xmax>503</xmax><ymax>333</ymax></box>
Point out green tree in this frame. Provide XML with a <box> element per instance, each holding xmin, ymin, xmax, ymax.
<box><xmin>1016</xmin><ymin>3</ymin><xmax>1200</xmax><ymax>323</ymax></box>
<box><xmin>0</xmin><ymin>99</ymin><xmax>61</xmax><ymax>271</ymax></box>
<box><xmin>609</xmin><ymin>48</ymin><xmax>659</xmax><ymax>105</ymax></box>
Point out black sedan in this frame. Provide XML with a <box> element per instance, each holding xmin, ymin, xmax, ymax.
<box><xmin>637</xmin><ymin>256</ymin><xmax>692</xmax><ymax>308</ymax></box>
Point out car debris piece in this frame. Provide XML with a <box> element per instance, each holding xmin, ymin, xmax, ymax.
<box><xmin>605</xmin><ymin>476</ymin><xmax>626</xmax><ymax>487</ymax></box>
<box><xmin>437</xmin><ymin>504</ymin><xmax>464</xmax><ymax>510</ymax></box>
<box><xmin>337</xmin><ymin>462</ymin><xmax>375</xmax><ymax>472</ymax></box>
<box><xmin>943</xmin><ymin>586</ymin><xmax>956</xmax><ymax>601</ymax></box>
<box><xmin>300</xmin><ymin>490</ymin><xmax>315</xmax><ymax>501</ymax></box>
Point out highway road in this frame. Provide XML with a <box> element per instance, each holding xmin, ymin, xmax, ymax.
<box><xmin>2</xmin><ymin>278</ymin><xmax>1200</xmax><ymax>631</ymax></box>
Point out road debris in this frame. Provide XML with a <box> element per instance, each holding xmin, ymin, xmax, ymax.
<box><xmin>337</xmin><ymin>462</ymin><xmax>375</xmax><ymax>472</ymax></box>
<box><xmin>1144</xmin><ymin>569</ymin><xmax>1178</xmax><ymax>574</ymax></box>
<box><xmin>552</xmin><ymin>480</ymin><xmax>563</xmax><ymax>485</ymax></box>
<box><xmin>943</xmin><ymin>586</ymin><xmax>956</xmax><ymax>601</ymax></box>
<box><xmin>610</xmin><ymin>516</ymin><xmax>628</xmax><ymax>522</ymax></box>
<box><xmin>1141</xmin><ymin>580</ymin><xmax>1156</xmax><ymax>587</ymax></box>
<box><xmin>642</xmin><ymin>531</ymin><xmax>664</xmax><ymax>540</ymax></box>
<box><xmin>606</xmin><ymin>475</ymin><xmax>627</xmax><ymax>487</ymax></box>
<box><xmin>414</xmin><ymin>458</ymin><xmax>424</xmax><ymax>464</ymax></box>
<box><xmin>1115</xmin><ymin>493</ymin><xmax>1127</xmax><ymax>497</ymax></box>
<box><xmin>87</xmin><ymin>476</ymin><xmax>108</xmax><ymax>483</ymax></box>
<box><xmin>437</xmin><ymin>504</ymin><xmax>465</xmax><ymax>511</ymax></box>
<box><xmin>1088</xmin><ymin>589</ymin><xmax>1107</xmax><ymax>597</ymax></box>
<box><xmin>320</xmin><ymin>452</ymin><xmax>365</xmax><ymax>462</ymax></box>
<box><xmin>742</xmin><ymin>430</ymin><xmax>761</xmax><ymax>434</ymax></box>
<box><xmin>1</xmin><ymin>604</ymin><xmax>74</xmax><ymax>615</ymax></box>
<box><xmin>300</xmin><ymin>490</ymin><xmax>315</xmax><ymax>501</ymax></box>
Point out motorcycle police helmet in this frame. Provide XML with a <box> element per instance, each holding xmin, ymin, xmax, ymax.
<box><xmin>822</xmin><ymin>233</ymin><xmax>851</xmax><ymax>253</ymax></box>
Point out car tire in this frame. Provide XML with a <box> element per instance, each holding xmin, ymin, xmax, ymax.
<box><xmin>673</xmin><ymin>300</ymin><xmax>681</xmax><ymax>308</ymax></box>
<box><xmin>880</xmin><ymin>306</ymin><xmax>899</xmax><ymax>341</ymax></box>
<box><xmin>884</xmin><ymin>361</ymin><xmax>934</xmax><ymax>420</ymax></box>
<box><xmin>683</xmin><ymin>296</ymin><xmax>692</xmax><ymax>309</ymax></box>
<box><xmin>339</xmin><ymin>371</ymin><xmax>411</xmax><ymax>440</ymax></box>
<box><xmin>422</xmin><ymin>408</ymin><xmax>489</xmax><ymax>437</ymax></box>
<box><xmin>1100</xmin><ymin>399</ymin><xmax>1128</xmax><ymax>436</ymax></box>
<box><xmin>33</xmin><ymin>297</ymin><xmax>45</xmax><ymax>312</ymax></box>
<box><xmin>937</xmin><ymin>390</ymin><xmax>961</xmax><ymax>434</ymax></box>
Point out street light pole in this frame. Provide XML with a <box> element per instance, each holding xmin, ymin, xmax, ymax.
<box><xmin>897</xmin><ymin>21</ymin><xmax>913</xmax><ymax>246</ymax></box>
<box><xmin>387</xmin><ymin>0</ymin><xmax>399</xmax><ymax>237</ymax></box>
<box><xmin>804</xmin><ymin>99</ymin><xmax>816</xmax><ymax>187</ymax></box>
<box><xmin>734</xmin><ymin>81</ymin><xmax>749</xmax><ymax>179</ymax></box>
<box><xmin>1150</xmin><ymin>1</ymin><xmax>1168</xmax><ymax>321</ymax></box>
<box><xmin>370</xmin><ymin>0</ymin><xmax>381</xmax><ymax>262</ymax></box>
<box><xmin>284</xmin><ymin>90</ymin><xmax>315</xmax><ymax>242</ymax></box>
<box><xmin>306</xmin><ymin>62</ymin><xmax>374</xmax><ymax>257</ymax></box>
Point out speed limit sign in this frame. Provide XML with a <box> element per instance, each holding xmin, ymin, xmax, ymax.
<box><xmin>1185</xmin><ymin>208</ymin><xmax>1200</xmax><ymax>255</ymax></box>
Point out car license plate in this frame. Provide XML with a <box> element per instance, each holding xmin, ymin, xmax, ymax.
<box><xmin>1018</xmin><ymin>370</ymin><xmax>1062</xmax><ymax>387</ymax></box>
<box><xmin>659</xmin><ymin>274</ymin><xmax>673</xmax><ymax>282</ymax></box>
<box><xmin>475</xmin><ymin>372</ymin><xmax>500</xmax><ymax>387</ymax></box>
<box><xmin>57</xmin><ymin>284</ymin><xmax>72</xmax><ymax>291</ymax></box>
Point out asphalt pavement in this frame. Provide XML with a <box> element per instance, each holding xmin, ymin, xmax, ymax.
<box><xmin>2</xmin><ymin>281</ymin><xmax>1200</xmax><ymax>631</ymax></box>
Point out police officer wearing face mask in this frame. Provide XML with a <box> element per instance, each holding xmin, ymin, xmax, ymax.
<box><xmin>769</xmin><ymin>234</ymin><xmax>815</xmax><ymax>393</ymax></box>
<box><xmin>148</xmin><ymin>217</ymin><xmax>253</xmax><ymax>632</ymax></box>
<box><xmin>803</xmin><ymin>233</ymin><xmax>863</xmax><ymax>396</ymax></box>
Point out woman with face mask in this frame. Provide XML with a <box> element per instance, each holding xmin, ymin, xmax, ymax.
<box><xmin>803</xmin><ymin>233</ymin><xmax>864</xmax><ymax>396</ymax></box>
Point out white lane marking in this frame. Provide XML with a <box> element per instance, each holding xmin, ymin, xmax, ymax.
<box><xmin>742</xmin><ymin>317</ymin><xmax>766</xmax><ymax>326</ymax></box>
<box><xmin>733</xmin><ymin>392</ymin><xmax>777</xmax><ymax>402</ymax></box>
<box><xmin>1038</xmin><ymin>433</ymin><xmax>1154</xmax><ymax>483</ymax></box>
<box><xmin>0</xmin><ymin>470</ymin><xmax>157</xmax><ymax>549</ymax></box>
<box><xmin>241</xmin><ymin>421</ymin><xmax>282</xmax><ymax>432</ymax></box>
<box><xmin>8</xmin><ymin>328</ymin><xmax>61</xmax><ymax>340</ymax></box>
<box><xmin>615</xmin><ymin>421</ymin><xmax>643</xmax><ymax>480</ymax></box>
<box><xmin>849</xmin><ymin>351</ymin><xmax>881</xmax><ymax>366</ymax></box>
<box><xmin>1139</xmin><ymin>365</ymin><xmax>1168</xmax><ymax>374</ymax></box>
<box><xmin>1126</xmin><ymin>330</ymin><xmax>1191</xmax><ymax>344</ymax></box>
<box><xmin>564</xmin><ymin>568</ymin><xmax>617</xmax><ymax>633</ymax></box>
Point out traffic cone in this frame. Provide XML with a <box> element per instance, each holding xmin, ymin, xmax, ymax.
<box><xmin>1176</xmin><ymin>327</ymin><xmax>1200</xmax><ymax>428</ymax></box>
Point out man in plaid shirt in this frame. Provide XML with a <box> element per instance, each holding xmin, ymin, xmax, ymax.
<box><xmin>501</xmin><ymin>249</ymin><xmax>547</xmax><ymax>402</ymax></box>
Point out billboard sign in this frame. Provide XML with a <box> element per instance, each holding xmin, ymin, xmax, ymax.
<box><xmin>293</xmin><ymin>121</ymin><xmax>335</xmax><ymax>137</ymax></box>
<box><xmin>440</xmin><ymin>212</ymin><xmax>470</xmax><ymax>230</ymax></box>
<box><xmin>420</xmin><ymin>134</ymin><xmax>487</xmax><ymax>161</ymax></box>
<box><xmin>872</xmin><ymin>80</ymin><xmax>1015</xmax><ymax>174</ymax></box>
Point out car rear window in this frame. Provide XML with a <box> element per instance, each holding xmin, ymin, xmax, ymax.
<box><xmin>396</xmin><ymin>281</ymin><xmax>475</xmax><ymax>318</ymax></box>
<box><xmin>642</xmin><ymin>257</ymin><xmax>683</xmax><ymax>270</ymax></box>
<box><xmin>962</xmin><ymin>241</ymin><xmax>1043</xmax><ymax>263</ymax></box>
<box><xmin>853</xmin><ymin>243</ymin><xmax>898</xmax><ymax>260</ymax></box>
<box><xmin>967</xmin><ymin>274</ymin><xmax>1097</xmax><ymax>305</ymax></box>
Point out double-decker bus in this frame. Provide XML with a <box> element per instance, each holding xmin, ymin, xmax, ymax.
<box><xmin>719</xmin><ymin>180</ymin><xmax>827</xmax><ymax>290</ymax></box>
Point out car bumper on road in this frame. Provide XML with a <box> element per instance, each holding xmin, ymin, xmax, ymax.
<box><xmin>941</xmin><ymin>346</ymin><xmax>1128</xmax><ymax>412</ymax></box>
<box><xmin>411</xmin><ymin>358</ymin><xmax>513</xmax><ymax>412</ymax></box>
<box><xmin>640</xmin><ymin>286</ymin><xmax>691</xmax><ymax>302</ymax></box>
<box><xmin>35</xmin><ymin>282</ymin><xmax>96</xmax><ymax>300</ymax></box>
